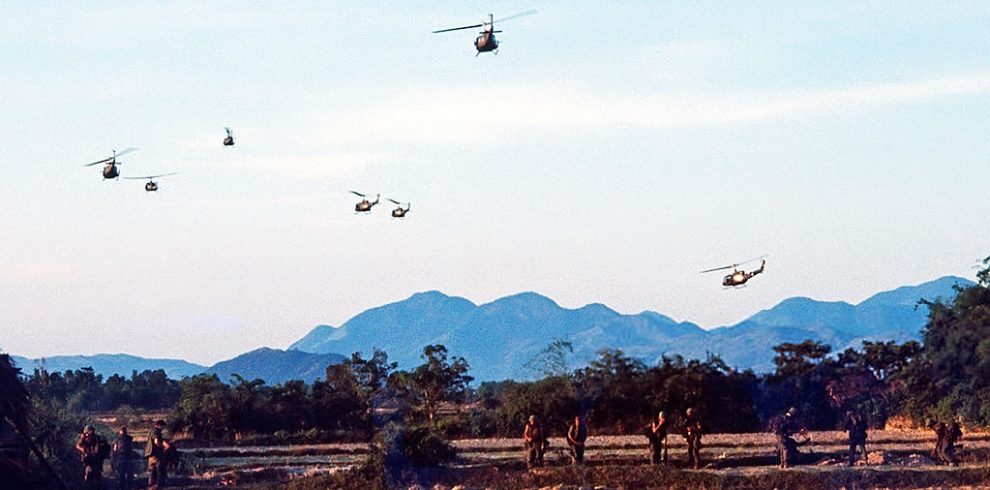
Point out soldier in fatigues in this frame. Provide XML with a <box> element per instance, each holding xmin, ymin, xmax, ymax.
<box><xmin>936</xmin><ymin>420</ymin><xmax>962</xmax><ymax>466</ymax></box>
<box><xmin>112</xmin><ymin>426</ymin><xmax>135</xmax><ymax>489</ymax></box>
<box><xmin>566</xmin><ymin>416</ymin><xmax>587</xmax><ymax>465</ymax></box>
<box><xmin>145</xmin><ymin>422</ymin><xmax>171</xmax><ymax>490</ymax></box>
<box><xmin>523</xmin><ymin>415</ymin><xmax>548</xmax><ymax>469</ymax></box>
<box><xmin>76</xmin><ymin>425</ymin><xmax>108</xmax><ymax>490</ymax></box>
<box><xmin>846</xmin><ymin>411</ymin><xmax>868</xmax><ymax>466</ymax></box>
<box><xmin>647</xmin><ymin>411</ymin><xmax>668</xmax><ymax>465</ymax></box>
<box><xmin>771</xmin><ymin>407</ymin><xmax>803</xmax><ymax>469</ymax></box>
<box><xmin>683</xmin><ymin>408</ymin><xmax>703</xmax><ymax>469</ymax></box>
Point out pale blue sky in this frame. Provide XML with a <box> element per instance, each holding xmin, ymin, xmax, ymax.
<box><xmin>1</xmin><ymin>2</ymin><xmax>988</xmax><ymax>365</ymax></box>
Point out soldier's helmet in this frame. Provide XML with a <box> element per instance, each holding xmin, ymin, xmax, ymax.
<box><xmin>686</xmin><ymin>408</ymin><xmax>695</xmax><ymax>416</ymax></box>
<box><xmin>658</xmin><ymin>411</ymin><xmax>665</xmax><ymax>419</ymax></box>
<box><xmin>529</xmin><ymin>415</ymin><xmax>537</xmax><ymax>423</ymax></box>
<box><xmin>83</xmin><ymin>425</ymin><xmax>94</xmax><ymax>434</ymax></box>
<box><xmin>786</xmin><ymin>407</ymin><xmax>798</xmax><ymax>417</ymax></box>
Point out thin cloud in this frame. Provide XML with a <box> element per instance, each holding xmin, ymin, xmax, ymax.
<box><xmin>322</xmin><ymin>73</ymin><xmax>990</xmax><ymax>145</ymax></box>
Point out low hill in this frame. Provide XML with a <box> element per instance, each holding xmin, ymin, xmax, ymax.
<box><xmin>205</xmin><ymin>348</ymin><xmax>346</xmax><ymax>385</ymax></box>
<box><xmin>7</xmin><ymin>353</ymin><xmax>205</xmax><ymax>379</ymax></box>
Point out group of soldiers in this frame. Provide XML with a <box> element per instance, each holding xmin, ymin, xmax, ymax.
<box><xmin>74</xmin><ymin>420</ymin><xmax>174</xmax><ymax>489</ymax></box>
<box><xmin>521</xmin><ymin>407</ymin><xmax>705</xmax><ymax>470</ymax></box>
<box><xmin>522</xmin><ymin>407</ymin><xmax>967</xmax><ymax>470</ymax></box>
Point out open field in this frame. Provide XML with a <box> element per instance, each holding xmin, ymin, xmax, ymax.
<box><xmin>106</xmin><ymin>429</ymin><xmax>990</xmax><ymax>488</ymax></box>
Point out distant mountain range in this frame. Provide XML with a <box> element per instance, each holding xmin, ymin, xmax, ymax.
<box><xmin>290</xmin><ymin>276</ymin><xmax>972</xmax><ymax>380</ymax></box>
<box><xmin>7</xmin><ymin>276</ymin><xmax>972</xmax><ymax>384</ymax></box>
<box><xmin>8</xmin><ymin>349</ymin><xmax>345</xmax><ymax>385</ymax></box>
<box><xmin>8</xmin><ymin>354</ymin><xmax>205</xmax><ymax>380</ymax></box>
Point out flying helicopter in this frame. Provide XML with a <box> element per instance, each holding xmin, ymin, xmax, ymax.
<box><xmin>223</xmin><ymin>127</ymin><xmax>235</xmax><ymax>146</ymax></box>
<box><xmin>83</xmin><ymin>148</ymin><xmax>137</xmax><ymax>180</ymax></box>
<box><xmin>701</xmin><ymin>256</ymin><xmax>768</xmax><ymax>288</ymax></box>
<box><xmin>387</xmin><ymin>199</ymin><xmax>411</xmax><ymax>218</ymax></box>
<box><xmin>432</xmin><ymin>10</ymin><xmax>536</xmax><ymax>55</ymax></box>
<box><xmin>350</xmin><ymin>191</ymin><xmax>380</xmax><ymax>213</ymax></box>
<box><xmin>123</xmin><ymin>172</ymin><xmax>177</xmax><ymax>192</ymax></box>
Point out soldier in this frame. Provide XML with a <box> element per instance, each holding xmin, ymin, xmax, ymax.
<box><xmin>771</xmin><ymin>407</ymin><xmax>803</xmax><ymax>469</ymax></box>
<box><xmin>647</xmin><ymin>411</ymin><xmax>668</xmax><ymax>465</ymax></box>
<box><xmin>145</xmin><ymin>421</ymin><xmax>171</xmax><ymax>490</ymax></box>
<box><xmin>523</xmin><ymin>415</ymin><xmax>548</xmax><ymax>469</ymax></box>
<box><xmin>683</xmin><ymin>408</ymin><xmax>703</xmax><ymax>469</ymax></box>
<box><xmin>937</xmin><ymin>420</ymin><xmax>962</xmax><ymax>466</ymax></box>
<box><xmin>846</xmin><ymin>411</ymin><xmax>868</xmax><ymax>466</ymax></box>
<box><xmin>566</xmin><ymin>416</ymin><xmax>588</xmax><ymax>465</ymax></box>
<box><xmin>112</xmin><ymin>426</ymin><xmax>135</xmax><ymax>490</ymax></box>
<box><xmin>75</xmin><ymin>425</ymin><xmax>108</xmax><ymax>489</ymax></box>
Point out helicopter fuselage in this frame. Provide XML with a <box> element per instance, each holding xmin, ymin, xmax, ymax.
<box><xmin>355</xmin><ymin>201</ymin><xmax>375</xmax><ymax>212</ymax></box>
<box><xmin>475</xmin><ymin>31</ymin><xmax>498</xmax><ymax>53</ymax></box>
<box><xmin>223</xmin><ymin>136</ymin><xmax>234</xmax><ymax>146</ymax></box>
<box><xmin>103</xmin><ymin>163</ymin><xmax>119</xmax><ymax>179</ymax></box>
<box><xmin>392</xmin><ymin>207</ymin><xmax>409</xmax><ymax>218</ymax></box>
<box><xmin>145</xmin><ymin>181</ymin><xmax>158</xmax><ymax>192</ymax></box>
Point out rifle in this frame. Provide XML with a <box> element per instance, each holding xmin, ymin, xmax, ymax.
<box><xmin>663</xmin><ymin>433</ymin><xmax>669</xmax><ymax>464</ymax></box>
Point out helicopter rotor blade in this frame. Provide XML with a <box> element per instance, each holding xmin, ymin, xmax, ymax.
<box><xmin>493</xmin><ymin>9</ymin><xmax>537</xmax><ymax>23</ymax></box>
<box><xmin>387</xmin><ymin>198</ymin><xmax>402</xmax><ymax>205</ymax></box>
<box><xmin>123</xmin><ymin>172</ymin><xmax>177</xmax><ymax>180</ymax></box>
<box><xmin>432</xmin><ymin>23</ymin><xmax>484</xmax><ymax>34</ymax></box>
<box><xmin>735</xmin><ymin>254</ymin><xmax>769</xmax><ymax>267</ymax></box>
<box><xmin>349</xmin><ymin>191</ymin><xmax>366</xmax><ymax>198</ymax></box>
<box><xmin>84</xmin><ymin>157</ymin><xmax>112</xmax><ymax>167</ymax></box>
<box><xmin>114</xmin><ymin>147</ymin><xmax>138</xmax><ymax>158</ymax></box>
<box><xmin>700</xmin><ymin>265</ymin><xmax>734</xmax><ymax>274</ymax></box>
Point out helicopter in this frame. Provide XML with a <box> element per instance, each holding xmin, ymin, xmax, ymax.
<box><xmin>350</xmin><ymin>191</ymin><xmax>380</xmax><ymax>213</ymax></box>
<box><xmin>223</xmin><ymin>127</ymin><xmax>235</xmax><ymax>146</ymax></box>
<box><xmin>123</xmin><ymin>172</ymin><xmax>177</xmax><ymax>192</ymax></box>
<box><xmin>701</xmin><ymin>256</ymin><xmax>768</xmax><ymax>288</ymax></box>
<box><xmin>432</xmin><ymin>10</ymin><xmax>536</xmax><ymax>55</ymax></box>
<box><xmin>387</xmin><ymin>199</ymin><xmax>411</xmax><ymax>218</ymax></box>
<box><xmin>83</xmin><ymin>148</ymin><xmax>137</xmax><ymax>180</ymax></box>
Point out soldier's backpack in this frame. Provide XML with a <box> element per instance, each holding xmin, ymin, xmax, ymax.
<box><xmin>97</xmin><ymin>438</ymin><xmax>112</xmax><ymax>461</ymax></box>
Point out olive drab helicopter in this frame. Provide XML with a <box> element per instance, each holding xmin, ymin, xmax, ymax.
<box><xmin>123</xmin><ymin>172</ymin><xmax>177</xmax><ymax>192</ymax></box>
<box><xmin>387</xmin><ymin>199</ymin><xmax>411</xmax><ymax>218</ymax></box>
<box><xmin>223</xmin><ymin>127</ymin><xmax>235</xmax><ymax>146</ymax></box>
<box><xmin>432</xmin><ymin>10</ymin><xmax>537</xmax><ymax>55</ymax></box>
<box><xmin>701</xmin><ymin>256</ymin><xmax>768</xmax><ymax>288</ymax></box>
<box><xmin>350</xmin><ymin>191</ymin><xmax>380</xmax><ymax>213</ymax></box>
<box><xmin>83</xmin><ymin>148</ymin><xmax>137</xmax><ymax>180</ymax></box>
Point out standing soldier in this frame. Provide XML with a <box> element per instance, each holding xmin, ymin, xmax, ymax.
<box><xmin>76</xmin><ymin>425</ymin><xmax>108</xmax><ymax>490</ymax></box>
<box><xmin>112</xmin><ymin>426</ymin><xmax>135</xmax><ymax>489</ymax></box>
<box><xmin>647</xmin><ymin>411</ymin><xmax>669</xmax><ymax>465</ymax></box>
<box><xmin>937</xmin><ymin>419</ymin><xmax>962</xmax><ymax>466</ymax></box>
<box><xmin>771</xmin><ymin>407</ymin><xmax>802</xmax><ymax>469</ymax></box>
<box><xmin>523</xmin><ymin>415</ymin><xmax>547</xmax><ymax>469</ymax></box>
<box><xmin>683</xmin><ymin>408</ymin><xmax>703</xmax><ymax>469</ymax></box>
<box><xmin>145</xmin><ymin>422</ymin><xmax>171</xmax><ymax>490</ymax></box>
<box><xmin>566</xmin><ymin>416</ymin><xmax>588</xmax><ymax>465</ymax></box>
<box><xmin>846</xmin><ymin>411</ymin><xmax>868</xmax><ymax>466</ymax></box>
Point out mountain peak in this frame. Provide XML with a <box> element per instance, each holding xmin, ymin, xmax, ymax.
<box><xmin>483</xmin><ymin>291</ymin><xmax>560</xmax><ymax>309</ymax></box>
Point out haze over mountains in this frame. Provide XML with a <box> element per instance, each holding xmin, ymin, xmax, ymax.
<box><xmin>291</xmin><ymin>276</ymin><xmax>971</xmax><ymax>380</ymax></box>
<box><xmin>6</xmin><ymin>276</ymin><xmax>970</xmax><ymax>383</ymax></box>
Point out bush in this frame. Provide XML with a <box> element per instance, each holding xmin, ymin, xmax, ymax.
<box><xmin>382</xmin><ymin>422</ymin><xmax>456</xmax><ymax>469</ymax></box>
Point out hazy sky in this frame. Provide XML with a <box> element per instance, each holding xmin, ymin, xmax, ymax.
<box><xmin>2</xmin><ymin>2</ymin><xmax>988</xmax><ymax>365</ymax></box>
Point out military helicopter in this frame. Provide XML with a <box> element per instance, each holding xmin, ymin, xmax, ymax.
<box><xmin>387</xmin><ymin>199</ymin><xmax>411</xmax><ymax>218</ymax></box>
<box><xmin>432</xmin><ymin>10</ymin><xmax>536</xmax><ymax>55</ymax></box>
<box><xmin>350</xmin><ymin>191</ymin><xmax>380</xmax><ymax>213</ymax></box>
<box><xmin>83</xmin><ymin>148</ymin><xmax>137</xmax><ymax>180</ymax></box>
<box><xmin>223</xmin><ymin>127</ymin><xmax>235</xmax><ymax>146</ymax></box>
<box><xmin>701</xmin><ymin>256</ymin><xmax>768</xmax><ymax>288</ymax></box>
<box><xmin>123</xmin><ymin>172</ymin><xmax>177</xmax><ymax>192</ymax></box>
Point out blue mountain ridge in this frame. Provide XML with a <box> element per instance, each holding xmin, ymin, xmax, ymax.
<box><xmin>7</xmin><ymin>349</ymin><xmax>346</xmax><ymax>385</ymax></box>
<box><xmin>290</xmin><ymin>276</ymin><xmax>973</xmax><ymax>380</ymax></box>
